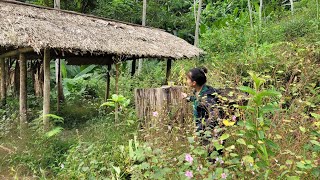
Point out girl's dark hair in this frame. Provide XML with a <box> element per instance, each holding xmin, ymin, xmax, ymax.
<box><xmin>187</xmin><ymin>67</ymin><xmax>208</xmax><ymax>86</ymax></box>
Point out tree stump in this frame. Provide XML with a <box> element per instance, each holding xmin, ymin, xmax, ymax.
<box><xmin>135</xmin><ymin>86</ymin><xmax>192</xmax><ymax>127</ymax></box>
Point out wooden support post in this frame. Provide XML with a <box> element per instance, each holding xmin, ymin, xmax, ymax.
<box><xmin>166</xmin><ymin>59</ymin><xmax>172</xmax><ymax>84</ymax></box>
<box><xmin>105</xmin><ymin>64</ymin><xmax>112</xmax><ymax>101</ymax></box>
<box><xmin>0</xmin><ymin>58</ymin><xmax>6</xmax><ymax>107</ymax></box>
<box><xmin>131</xmin><ymin>59</ymin><xmax>136</xmax><ymax>77</ymax></box>
<box><xmin>14</xmin><ymin>60</ymin><xmax>20</xmax><ymax>97</ymax></box>
<box><xmin>43</xmin><ymin>49</ymin><xmax>50</xmax><ymax>131</ymax></box>
<box><xmin>115</xmin><ymin>63</ymin><xmax>120</xmax><ymax>122</ymax></box>
<box><xmin>19</xmin><ymin>53</ymin><xmax>28</xmax><ymax>134</ymax></box>
<box><xmin>56</xmin><ymin>58</ymin><xmax>64</xmax><ymax>113</ymax></box>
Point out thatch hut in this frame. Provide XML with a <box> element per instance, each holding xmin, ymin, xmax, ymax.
<box><xmin>0</xmin><ymin>0</ymin><xmax>203</xmax><ymax>133</ymax></box>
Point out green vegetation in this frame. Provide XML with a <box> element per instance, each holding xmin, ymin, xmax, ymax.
<box><xmin>1</xmin><ymin>0</ymin><xmax>319</xmax><ymax>179</ymax></box>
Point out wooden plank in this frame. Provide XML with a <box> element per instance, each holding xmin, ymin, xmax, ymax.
<box><xmin>43</xmin><ymin>48</ymin><xmax>50</xmax><ymax>131</ymax></box>
<box><xmin>19</xmin><ymin>53</ymin><xmax>27</xmax><ymax>134</ymax></box>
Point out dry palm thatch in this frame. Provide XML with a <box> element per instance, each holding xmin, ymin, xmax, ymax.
<box><xmin>0</xmin><ymin>0</ymin><xmax>203</xmax><ymax>62</ymax></box>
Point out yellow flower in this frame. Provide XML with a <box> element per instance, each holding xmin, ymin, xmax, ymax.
<box><xmin>223</xmin><ymin>120</ymin><xmax>236</xmax><ymax>126</ymax></box>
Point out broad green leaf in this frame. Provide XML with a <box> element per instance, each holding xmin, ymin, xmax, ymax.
<box><xmin>220</xmin><ymin>133</ymin><xmax>230</xmax><ymax>140</ymax></box>
<box><xmin>225</xmin><ymin>145</ymin><xmax>235</xmax><ymax>151</ymax></box>
<box><xmin>75</xmin><ymin>65</ymin><xmax>96</xmax><ymax>78</ymax></box>
<box><xmin>230</xmin><ymin>153</ymin><xmax>238</xmax><ymax>157</ymax></box>
<box><xmin>213</xmin><ymin>142</ymin><xmax>224</xmax><ymax>151</ymax></box>
<box><xmin>254</xmin><ymin>90</ymin><xmax>281</xmax><ymax>105</ymax></box>
<box><xmin>112</xmin><ymin>166</ymin><xmax>121</xmax><ymax>175</ymax></box>
<box><xmin>299</xmin><ymin>126</ymin><xmax>306</xmax><ymax>133</ymax></box>
<box><xmin>310</xmin><ymin>113</ymin><xmax>320</xmax><ymax>120</ymax></box>
<box><xmin>60</xmin><ymin>60</ymin><xmax>67</xmax><ymax>78</ymax></box>
<box><xmin>100</xmin><ymin>101</ymin><xmax>115</xmax><ymax>107</ymax></box>
<box><xmin>242</xmin><ymin>155</ymin><xmax>254</xmax><ymax>165</ymax></box>
<box><xmin>286</xmin><ymin>176</ymin><xmax>300</xmax><ymax>180</ymax></box>
<box><xmin>265</xmin><ymin>139</ymin><xmax>279</xmax><ymax>150</ymax></box>
<box><xmin>236</xmin><ymin>138</ymin><xmax>246</xmax><ymax>145</ymax></box>
<box><xmin>82</xmin><ymin>166</ymin><xmax>89</xmax><ymax>172</ymax></box>
<box><xmin>187</xmin><ymin>137</ymin><xmax>195</xmax><ymax>144</ymax></box>
<box><xmin>239</xmin><ymin>86</ymin><xmax>256</xmax><ymax>95</ymax></box>
<box><xmin>45</xmin><ymin>127</ymin><xmax>63</xmax><ymax>138</ymax></box>
<box><xmin>258</xmin><ymin>131</ymin><xmax>265</xmax><ymax>139</ymax></box>
<box><xmin>310</xmin><ymin>140</ymin><xmax>320</xmax><ymax>146</ymax></box>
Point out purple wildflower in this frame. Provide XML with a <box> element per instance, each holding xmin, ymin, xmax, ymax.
<box><xmin>152</xmin><ymin>111</ymin><xmax>159</xmax><ymax>117</ymax></box>
<box><xmin>232</xmin><ymin>115</ymin><xmax>236</xmax><ymax>121</ymax></box>
<box><xmin>185</xmin><ymin>154</ymin><xmax>193</xmax><ymax>164</ymax></box>
<box><xmin>221</xmin><ymin>173</ymin><xmax>227</xmax><ymax>179</ymax></box>
<box><xmin>185</xmin><ymin>170</ymin><xmax>193</xmax><ymax>178</ymax></box>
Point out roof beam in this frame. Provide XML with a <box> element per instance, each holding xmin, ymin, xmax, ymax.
<box><xmin>0</xmin><ymin>47</ymin><xmax>34</xmax><ymax>59</ymax></box>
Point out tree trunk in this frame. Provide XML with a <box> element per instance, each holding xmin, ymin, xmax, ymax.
<box><xmin>135</xmin><ymin>86</ymin><xmax>192</xmax><ymax>128</ymax></box>
<box><xmin>19</xmin><ymin>53</ymin><xmax>27</xmax><ymax>135</ymax></box>
<box><xmin>54</xmin><ymin>0</ymin><xmax>60</xmax><ymax>9</ymax></box>
<box><xmin>0</xmin><ymin>58</ymin><xmax>6</xmax><ymax>107</ymax></box>
<box><xmin>43</xmin><ymin>49</ymin><xmax>51</xmax><ymax>132</ymax></box>
<box><xmin>194</xmin><ymin>0</ymin><xmax>202</xmax><ymax>47</ymax></box>
<box><xmin>259</xmin><ymin>0</ymin><xmax>263</xmax><ymax>28</ymax></box>
<box><xmin>138</xmin><ymin>0</ymin><xmax>147</xmax><ymax>74</ymax></box>
<box><xmin>290</xmin><ymin>0</ymin><xmax>294</xmax><ymax>15</ymax></box>
<box><xmin>247</xmin><ymin>0</ymin><xmax>253</xmax><ymax>30</ymax></box>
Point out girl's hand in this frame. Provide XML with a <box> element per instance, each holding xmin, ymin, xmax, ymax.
<box><xmin>181</xmin><ymin>92</ymin><xmax>188</xmax><ymax>99</ymax></box>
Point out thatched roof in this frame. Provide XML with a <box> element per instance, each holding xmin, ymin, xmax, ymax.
<box><xmin>0</xmin><ymin>0</ymin><xmax>203</xmax><ymax>62</ymax></box>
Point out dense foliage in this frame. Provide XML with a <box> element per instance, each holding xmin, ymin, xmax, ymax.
<box><xmin>1</xmin><ymin>0</ymin><xmax>319</xmax><ymax>179</ymax></box>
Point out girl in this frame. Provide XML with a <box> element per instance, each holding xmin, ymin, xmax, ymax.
<box><xmin>183</xmin><ymin>67</ymin><xmax>220</xmax><ymax>145</ymax></box>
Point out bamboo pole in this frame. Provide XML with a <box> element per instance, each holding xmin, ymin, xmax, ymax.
<box><xmin>19</xmin><ymin>53</ymin><xmax>27</xmax><ymax>135</ymax></box>
<box><xmin>43</xmin><ymin>48</ymin><xmax>50</xmax><ymax>131</ymax></box>
<box><xmin>0</xmin><ymin>58</ymin><xmax>6</xmax><ymax>107</ymax></box>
